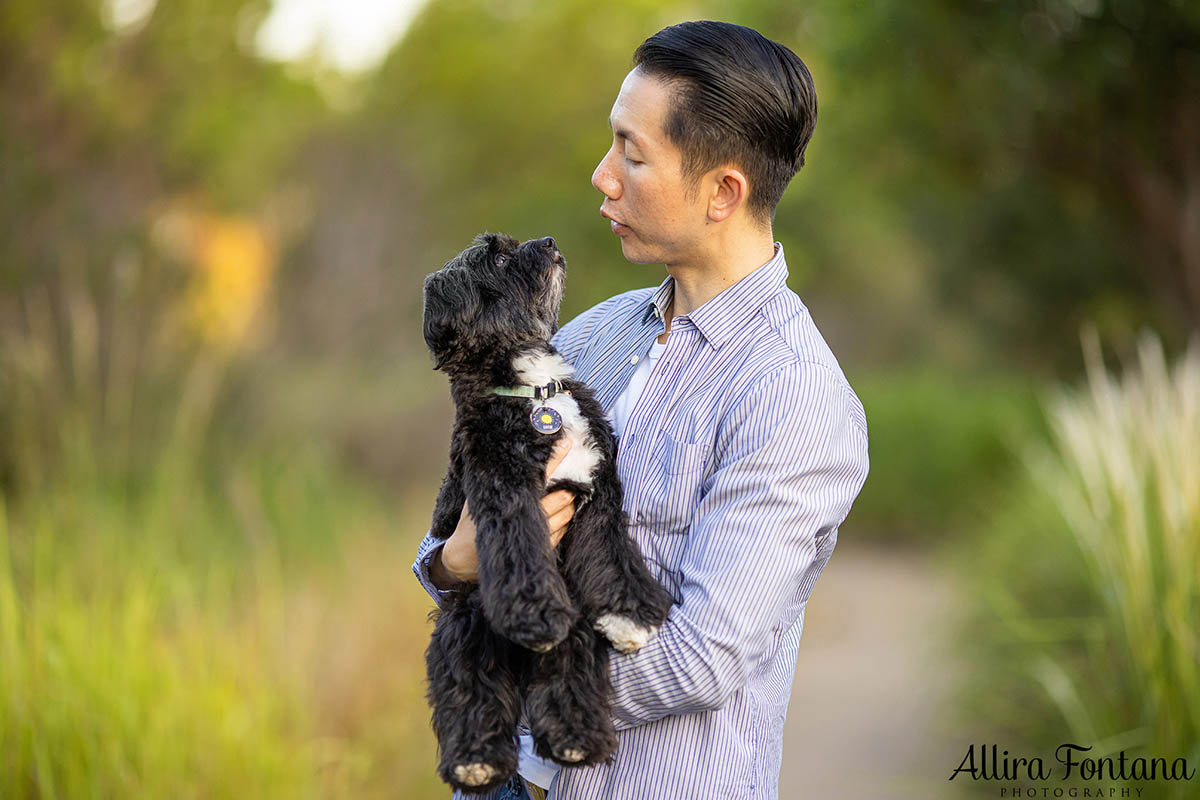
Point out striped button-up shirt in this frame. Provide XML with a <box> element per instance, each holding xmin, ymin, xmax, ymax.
<box><xmin>413</xmin><ymin>243</ymin><xmax>870</xmax><ymax>799</ymax></box>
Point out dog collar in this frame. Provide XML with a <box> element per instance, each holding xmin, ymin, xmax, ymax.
<box><xmin>489</xmin><ymin>379</ymin><xmax>568</xmax><ymax>401</ymax></box>
<box><xmin>490</xmin><ymin>379</ymin><xmax>570</xmax><ymax>434</ymax></box>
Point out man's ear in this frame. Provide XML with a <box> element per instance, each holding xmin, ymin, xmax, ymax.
<box><xmin>706</xmin><ymin>166</ymin><xmax>750</xmax><ymax>222</ymax></box>
<box><xmin>422</xmin><ymin>268</ymin><xmax>479</xmax><ymax>370</ymax></box>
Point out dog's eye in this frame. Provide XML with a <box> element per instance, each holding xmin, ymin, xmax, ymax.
<box><xmin>494</xmin><ymin>253</ymin><xmax>509</xmax><ymax>267</ymax></box>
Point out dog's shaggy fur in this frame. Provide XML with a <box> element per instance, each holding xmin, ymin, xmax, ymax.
<box><xmin>422</xmin><ymin>233</ymin><xmax>673</xmax><ymax>794</ymax></box>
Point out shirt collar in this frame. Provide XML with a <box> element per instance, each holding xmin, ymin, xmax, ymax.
<box><xmin>640</xmin><ymin>242</ymin><xmax>789</xmax><ymax>350</ymax></box>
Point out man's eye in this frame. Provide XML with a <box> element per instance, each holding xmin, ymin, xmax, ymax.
<box><xmin>494</xmin><ymin>253</ymin><xmax>509</xmax><ymax>266</ymax></box>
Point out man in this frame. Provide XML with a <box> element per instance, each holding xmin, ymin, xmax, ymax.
<box><xmin>413</xmin><ymin>20</ymin><xmax>869</xmax><ymax>800</ymax></box>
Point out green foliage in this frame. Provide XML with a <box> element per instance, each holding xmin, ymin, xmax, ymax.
<box><xmin>0</xmin><ymin>0</ymin><xmax>327</xmax><ymax>496</ymax></box>
<box><xmin>0</xmin><ymin>501</ymin><xmax>313</xmax><ymax>799</ymax></box>
<box><xmin>956</xmin><ymin>333</ymin><xmax>1200</xmax><ymax>796</ymax></box>
<box><xmin>0</xmin><ymin>445</ymin><xmax>444</xmax><ymax>799</ymax></box>
<box><xmin>0</xmin><ymin>0</ymin><xmax>322</xmax><ymax>210</ymax></box>
<box><xmin>815</xmin><ymin>0</ymin><xmax>1200</xmax><ymax>365</ymax></box>
<box><xmin>847</xmin><ymin>368</ymin><xmax>1043</xmax><ymax>544</ymax></box>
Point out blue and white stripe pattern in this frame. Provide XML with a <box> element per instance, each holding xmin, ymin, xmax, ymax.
<box><xmin>413</xmin><ymin>244</ymin><xmax>870</xmax><ymax>799</ymax></box>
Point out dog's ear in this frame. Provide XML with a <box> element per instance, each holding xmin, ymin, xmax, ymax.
<box><xmin>473</xmin><ymin>231</ymin><xmax>516</xmax><ymax>251</ymax></box>
<box><xmin>422</xmin><ymin>268</ymin><xmax>480</xmax><ymax>370</ymax></box>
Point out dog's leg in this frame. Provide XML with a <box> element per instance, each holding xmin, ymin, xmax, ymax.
<box><xmin>562</xmin><ymin>459</ymin><xmax>674</xmax><ymax>654</ymax></box>
<box><xmin>525</xmin><ymin>616</ymin><xmax>618</xmax><ymax>767</ymax></box>
<box><xmin>427</xmin><ymin>591</ymin><xmax>521</xmax><ymax>793</ymax></box>
<box><xmin>430</xmin><ymin>430</ymin><xmax>467</xmax><ymax>541</ymax></box>
<box><xmin>466</xmin><ymin>466</ymin><xmax>577</xmax><ymax>652</ymax></box>
<box><xmin>430</xmin><ymin>470</ymin><xmax>465</xmax><ymax>542</ymax></box>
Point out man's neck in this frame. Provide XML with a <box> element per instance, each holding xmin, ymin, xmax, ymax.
<box><xmin>658</xmin><ymin>228</ymin><xmax>776</xmax><ymax>342</ymax></box>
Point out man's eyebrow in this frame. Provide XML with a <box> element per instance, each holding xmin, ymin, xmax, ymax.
<box><xmin>609</xmin><ymin>116</ymin><xmax>646</xmax><ymax>150</ymax></box>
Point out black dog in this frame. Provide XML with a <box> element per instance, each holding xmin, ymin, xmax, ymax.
<box><xmin>421</xmin><ymin>233</ymin><xmax>673</xmax><ymax>793</ymax></box>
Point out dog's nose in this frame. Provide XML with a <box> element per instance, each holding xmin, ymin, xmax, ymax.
<box><xmin>539</xmin><ymin>236</ymin><xmax>557</xmax><ymax>251</ymax></box>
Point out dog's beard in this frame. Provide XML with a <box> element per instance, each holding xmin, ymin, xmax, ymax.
<box><xmin>535</xmin><ymin>263</ymin><xmax>566</xmax><ymax>334</ymax></box>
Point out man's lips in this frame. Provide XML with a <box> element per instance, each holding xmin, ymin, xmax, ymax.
<box><xmin>601</xmin><ymin>210</ymin><xmax>630</xmax><ymax>236</ymax></box>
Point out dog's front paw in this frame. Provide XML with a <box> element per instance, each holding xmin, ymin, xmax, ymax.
<box><xmin>531</xmin><ymin>728</ymin><xmax>616</xmax><ymax>768</ymax></box>
<box><xmin>535</xmin><ymin>728</ymin><xmax>617</xmax><ymax>767</ymax></box>
<box><xmin>497</xmin><ymin>601</ymin><xmax>577</xmax><ymax>653</ymax></box>
<box><xmin>452</xmin><ymin>762</ymin><xmax>501</xmax><ymax>787</ymax></box>
<box><xmin>554</xmin><ymin>746</ymin><xmax>587</xmax><ymax>763</ymax></box>
<box><xmin>594</xmin><ymin>613</ymin><xmax>658</xmax><ymax>654</ymax></box>
<box><xmin>439</xmin><ymin>750</ymin><xmax>515</xmax><ymax>794</ymax></box>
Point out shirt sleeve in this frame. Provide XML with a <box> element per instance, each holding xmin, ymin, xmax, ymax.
<box><xmin>607</xmin><ymin>361</ymin><xmax>870</xmax><ymax>729</ymax></box>
<box><xmin>411</xmin><ymin>530</ymin><xmax>459</xmax><ymax>606</ymax></box>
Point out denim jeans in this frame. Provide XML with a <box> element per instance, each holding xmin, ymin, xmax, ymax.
<box><xmin>497</xmin><ymin>775</ymin><xmax>533</xmax><ymax>800</ymax></box>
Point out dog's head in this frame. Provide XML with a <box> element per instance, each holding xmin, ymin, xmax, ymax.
<box><xmin>422</xmin><ymin>233</ymin><xmax>567</xmax><ymax>372</ymax></box>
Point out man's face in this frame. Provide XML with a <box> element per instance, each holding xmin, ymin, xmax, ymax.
<box><xmin>591</xmin><ymin>68</ymin><xmax>709</xmax><ymax>267</ymax></box>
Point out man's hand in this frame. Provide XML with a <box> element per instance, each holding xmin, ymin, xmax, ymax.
<box><xmin>431</xmin><ymin>438</ymin><xmax>576</xmax><ymax>587</ymax></box>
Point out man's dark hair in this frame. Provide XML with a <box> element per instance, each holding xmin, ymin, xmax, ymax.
<box><xmin>633</xmin><ymin>20</ymin><xmax>817</xmax><ymax>222</ymax></box>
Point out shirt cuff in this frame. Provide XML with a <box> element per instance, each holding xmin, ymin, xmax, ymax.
<box><xmin>411</xmin><ymin>530</ymin><xmax>458</xmax><ymax>606</ymax></box>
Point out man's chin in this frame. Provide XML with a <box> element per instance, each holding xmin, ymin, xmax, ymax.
<box><xmin>618</xmin><ymin>237</ymin><xmax>659</xmax><ymax>266</ymax></box>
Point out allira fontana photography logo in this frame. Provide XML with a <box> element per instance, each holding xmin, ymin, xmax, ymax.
<box><xmin>949</xmin><ymin>743</ymin><xmax>1196</xmax><ymax>798</ymax></box>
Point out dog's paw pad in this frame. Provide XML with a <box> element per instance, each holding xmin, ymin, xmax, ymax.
<box><xmin>453</xmin><ymin>762</ymin><xmax>499</xmax><ymax>787</ymax></box>
<box><xmin>555</xmin><ymin>747</ymin><xmax>586</xmax><ymax>763</ymax></box>
<box><xmin>594</xmin><ymin>614</ymin><xmax>657</xmax><ymax>654</ymax></box>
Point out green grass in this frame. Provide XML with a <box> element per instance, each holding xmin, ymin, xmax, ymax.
<box><xmin>955</xmin><ymin>332</ymin><xmax>1200</xmax><ymax>797</ymax></box>
<box><xmin>0</xmin><ymin>451</ymin><xmax>446</xmax><ymax>799</ymax></box>
<box><xmin>0</xmin><ymin>504</ymin><xmax>309</xmax><ymax>798</ymax></box>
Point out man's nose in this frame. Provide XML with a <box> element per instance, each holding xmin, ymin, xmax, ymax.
<box><xmin>591</xmin><ymin>147</ymin><xmax>621</xmax><ymax>199</ymax></box>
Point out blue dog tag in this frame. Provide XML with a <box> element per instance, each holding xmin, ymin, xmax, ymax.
<box><xmin>530</xmin><ymin>406</ymin><xmax>562</xmax><ymax>434</ymax></box>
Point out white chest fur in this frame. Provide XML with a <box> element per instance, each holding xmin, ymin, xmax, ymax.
<box><xmin>512</xmin><ymin>351</ymin><xmax>602</xmax><ymax>486</ymax></box>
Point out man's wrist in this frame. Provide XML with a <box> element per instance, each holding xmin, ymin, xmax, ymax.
<box><xmin>429</xmin><ymin>547</ymin><xmax>457</xmax><ymax>589</ymax></box>
<box><xmin>430</xmin><ymin>543</ymin><xmax>476</xmax><ymax>589</ymax></box>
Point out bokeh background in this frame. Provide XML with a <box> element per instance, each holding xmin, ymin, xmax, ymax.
<box><xmin>1</xmin><ymin>0</ymin><xmax>1197</xmax><ymax>797</ymax></box>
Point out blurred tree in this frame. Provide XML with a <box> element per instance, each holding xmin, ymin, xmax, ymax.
<box><xmin>0</xmin><ymin>0</ymin><xmax>324</xmax><ymax>492</ymax></box>
<box><xmin>816</xmin><ymin>0</ymin><xmax>1200</xmax><ymax>365</ymax></box>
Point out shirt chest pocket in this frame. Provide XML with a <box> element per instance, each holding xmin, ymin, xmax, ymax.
<box><xmin>635</xmin><ymin>431</ymin><xmax>712</xmax><ymax>540</ymax></box>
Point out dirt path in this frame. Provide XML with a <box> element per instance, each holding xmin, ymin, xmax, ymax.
<box><xmin>779</xmin><ymin>541</ymin><xmax>966</xmax><ymax>800</ymax></box>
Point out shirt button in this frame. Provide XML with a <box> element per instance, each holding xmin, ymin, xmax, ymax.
<box><xmin>630</xmin><ymin>354</ymin><xmax>639</xmax><ymax>365</ymax></box>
